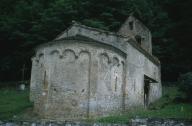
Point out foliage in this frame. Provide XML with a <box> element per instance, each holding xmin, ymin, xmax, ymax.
<box><xmin>98</xmin><ymin>104</ymin><xmax>192</xmax><ymax>123</ymax></box>
<box><xmin>178</xmin><ymin>72</ymin><xmax>192</xmax><ymax>102</ymax></box>
<box><xmin>0</xmin><ymin>0</ymin><xmax>192</xmax><ymax>82</ymax></box>
<box><xmin>98</xmin><ymin>86</ymin><xmax>192</xmax><ymax>123</ymax></box>
<box><xmin>0</xmin><ymin>86</ymin><xmax>191</xmax><ymax>122</ymax></box>
<box><xmin>149</xmin><ymin>85</ymin><xmax>185</xmax><ymax>110</ymax></box>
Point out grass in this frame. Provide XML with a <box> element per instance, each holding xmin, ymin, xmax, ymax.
<box><xmin>97</xmin><ymin>85</ymin><xmax>192</xmax><ymax>123</ymax></box>
<box><xmin>0</xmin><ymin>85</ymin><xmax>191</xmax><ymax>123</ymax></box>
<box><xmin>97</xmin><ymin>104</ymin><xmax>192</xmax><ymax>123</ymax></box>
<box><xmin>0</xmin><ymin>88</ymin><xmax>33</xmax><ymax>120</ymax></box>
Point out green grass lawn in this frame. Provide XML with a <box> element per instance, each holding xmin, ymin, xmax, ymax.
<box><xmin>97</xmin><ymin>103</ymin><xmax>192</xmax><ymax>123</ymax></box>
<box><xmin>97</xmin><ymin>86</ymin><xmax>192</xmax><ymax>123</ymax></box>
<box><xmin>0</xmin><ymin>88</ymin><xmax>32</xmax><ymax>120</ymax></box>
<box><xmin>0</xmin><ymin>85</ymin><xmax>191</xmax><ymax>123</ymax></box>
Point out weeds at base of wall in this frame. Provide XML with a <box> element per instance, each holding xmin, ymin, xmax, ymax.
<box><xmin>0</xmin><ymin>85</ymin><xmax>192</xmax><ymax>123</ymax></box>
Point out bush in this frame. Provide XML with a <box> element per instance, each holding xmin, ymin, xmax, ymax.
<box><xmin>148</xmin><ymin>86</ymin><xmax>185</xmax><ymax>110</ymax></box>
<box><xmin>178</xmin><ymin>72</ymin><xmax>192</xmax><ymax>102</ymax></box>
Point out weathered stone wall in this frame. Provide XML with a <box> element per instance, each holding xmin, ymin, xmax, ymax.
<box><xmin>30</xmin><ymin>41</ymin><xmax>126</xmax><ymax>119</ymax></box>
<box><xmin>30</xmin><ymin>38</ymin><xmax>161</xmax><ymax>120</ymax></box>
<box><xmin>30</xmin><ymin>20</ymin><xmax>161</xmax><ymax>120</ymax></box>
<box><xmin>124</xmin><ymin>41</ymin><xmax>161</xmax><ymax>108</ymax></box>
<box><xmin>118</xmin><ymin>16</ymin><xmax>152</xmax><ymax>54</ymax></box>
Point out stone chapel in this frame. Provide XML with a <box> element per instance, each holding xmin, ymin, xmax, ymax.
<box><xmin>30</xmin><ymin>16</ymin><xmax>162</xmax><ymax>120</ymax></box>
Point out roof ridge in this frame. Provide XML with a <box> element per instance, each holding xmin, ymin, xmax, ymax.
<box><xmin>55</xmin><ymin>20</ymin><xmax>132</xmax><ymax>41</ymax></box>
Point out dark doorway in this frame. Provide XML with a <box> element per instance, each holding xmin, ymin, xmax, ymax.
<box><xmin>144</xmin><ymin>79</ymin><xmax>150</xmax><ymax>108</ymax></box>
<box><xmin>144</xmin><ymin>75</ymin><xmax>158</xmax><ymax>108</ymax></box>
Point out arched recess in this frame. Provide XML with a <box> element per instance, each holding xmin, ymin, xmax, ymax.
<box><xmin>98</xmin><ymin>53</ymin><xmax>111</xmax><ymax>95</ymax></box>
<box><xmin>79</xmin><ymin>50</ymin><xmax>91</xmax><ymax>117</ymax></box>
<box><xmin>111</xmin><ymin>56</ymin><xmax>120</xmax><ymax>93</ymax></box>
<box><xmin>38</xmin><ymin>53</ymin><xmax>44</xmax><ymax>58</ymax></box>
<box><xmin>96</xmin><ymin>52</ymin><xmax>125</xmax><ymax>113</ymax></box>
<box><xmin>50</xmin><ymin>50</ymin><xmax>60</xmax><ymax>56</ymax></box>
<box><xmin>47</xmin><ymin>49</ymin><xmax>91</xmax><ymax>119</ymax></box>
<box><xmin>63</xmin><ymin>49</ymin><xmax>77</xmax><ymax>62</ymax></box>
<box><xmin>30</xmin><ymin>52</ymin><xmax>47</xmax><ymax>114</ymax></box>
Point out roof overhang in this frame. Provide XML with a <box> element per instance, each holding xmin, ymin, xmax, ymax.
<box><xmin>144</xmin><ymin>75</ymin><xmax>158</xmax><ymax>83</ymax></box>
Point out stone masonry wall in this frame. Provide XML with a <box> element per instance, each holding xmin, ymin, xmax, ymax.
<box><xmin>124</xmin><ymin>41</ymin><xmax>161</xmax><ymax>108</ymax></box>
<box><xmin>30</xmin><ymin>40</ymin><xmax>126</xmax><ymax>120</ymax></box>
<box><xmin>118</xmin><ymin>16</ymin><xmax>152</xmax><ymax>54</ymax></box>
<box><xmin>30</xmin><ymin>19</ymin><xmax>161</xmax><ymax>120</ymax></box>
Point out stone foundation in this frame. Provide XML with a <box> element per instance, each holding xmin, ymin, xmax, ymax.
<box><xmin>1</xmin><ymin>119</ymin><xmax>191</xmax><ymax>126</ymax></box>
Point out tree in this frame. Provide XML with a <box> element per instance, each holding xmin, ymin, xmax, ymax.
<box><xmin>0</xmin><ymin>0</ymin><xmax>191</xmax><ymax>83</ymax></box>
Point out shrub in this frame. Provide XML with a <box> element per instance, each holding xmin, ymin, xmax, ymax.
<box><xmin>178</xmin><ymin>72</ymin><xmax>192</xmax><ymax>102</ymax></box>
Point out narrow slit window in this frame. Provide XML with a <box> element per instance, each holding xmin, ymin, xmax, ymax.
<box><xmin>115</xmin><ymin>76</ymin><xmax>117</xmax><ymax>92</ymax></box>
<box><xmin>43</xmin><ymin>71</ymin><xmax>48</xmax><ymax>90</ymax></box>
<box><xmin>135</xmin><ymin>35</ymin><xmax>142</xmax><ymax>45</ymax></box>
<box><xmin>129</xmin><ymin>21</ymin><xmax>134</xmax><ymax>30</ymax></box>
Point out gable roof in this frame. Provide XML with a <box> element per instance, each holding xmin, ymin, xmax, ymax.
<box><xmin>55</xmin><ymin>21</ymin><xmax>132</xmax><ymax>42</ymax></box>
<box><xmin>36</xmin><ymin>21</ymin><xmax>160</xmax><ymax>65</ymax></box>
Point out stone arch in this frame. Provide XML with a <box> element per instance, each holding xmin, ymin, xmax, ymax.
<box><xmin>111</xmin><ymin>56</ymin><xmax>122</xmax><ymax>93</ymax></box>
<box><xmin>50</xmin><ymin>49</ymin><xmax>63</xmax><ymax>59</ymax></box>
<box><xmin>111</xmin><ymin>56</ymin><xmax>121</xmax><ymax>93</ymax></box>
<box><xmin>63</xmin><ymin>49</ymin><xmax>76</xmax><ymax>55</ymax></box>
<box><xmin>112</xmin><ymin>57</ymin><xmax>119</xmax><ymax>66</ymax></box>
<box><xmin>99</xmin><ymin>53</ymin><xmax>110</xmax><ymax>64</ymax></box>
<box><xmin>79</xmin><ymin>50</ymin><xmax>91</xmax><ymax>57</ymax></box>
<box><xmin>97</xmin><ymin>51</ymin><xmax>125</xmax><ymax>113</ymax></box>
<box><xmin>78</xmin><ymin>50</ymin><xmax>91</xmax><ymax>86</ymax></box>
<box><xmin>50</xmin><ymin>49</ymin><xmax>59</xmax><ymax>56</ymax></box>
<box><xmin>36</xmin><ymin>53</ymin><xmax>44</xmax><ymax>66</ymax></box>
<box><xmin>63</xmin><ymin>49</ymin><xmax>77</xmax><ymax>62</ymax></box>
<box><xmin>98</xmin><ymin>52</ymin><xmax>112</xmax><ymax>95</ymax></box>
<box><xmin>38</xmin><ymin>53</ymin><xmax>44</xmax><ymax>58</ymax></box>
<box><xmin>48</xmin><ymin>48</ymin><xmax>91</xmax><ymax>118</ymax></box>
